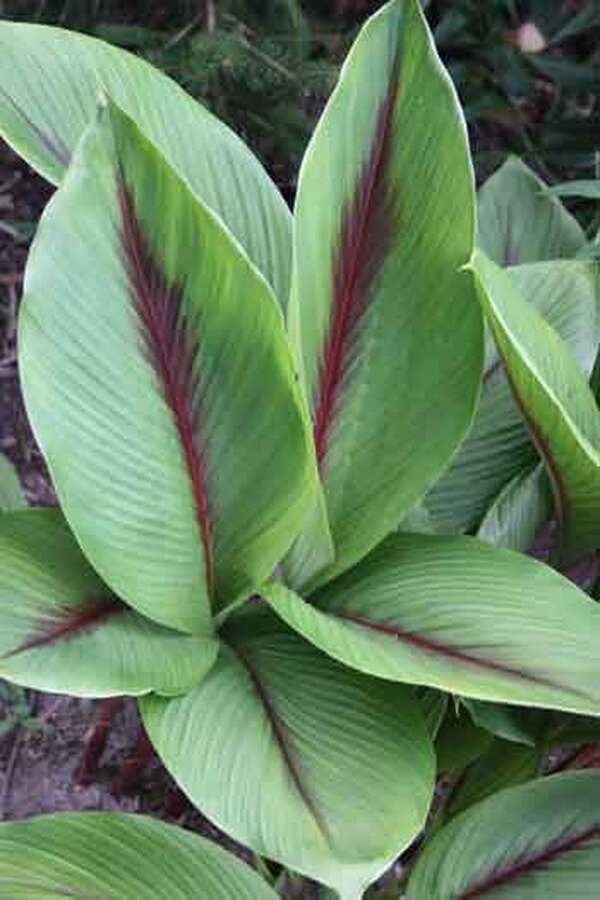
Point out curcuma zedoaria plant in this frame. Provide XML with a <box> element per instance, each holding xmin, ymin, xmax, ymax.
<box><xmin>0</xmin><ymin>0</ymin><xmax>599</xmax><ymax>897</ymax></box>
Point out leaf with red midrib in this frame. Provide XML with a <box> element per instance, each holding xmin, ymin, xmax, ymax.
<box><xmin>118</xmin><ymin>176</ymin><xmax>214</xmax><ymax>597</ymax></box>
<box><xmin>4</xmin><ymin>595</ymin><xmax>125</xmax><ymax>658</ymax></box>
<box><xmin>313</xmin><ymin>76</ymin><xmax>399</xmax><ymax>467</ymax></box>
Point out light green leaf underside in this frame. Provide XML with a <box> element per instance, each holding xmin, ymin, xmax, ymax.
<box><xmin>478</xmin><ymin>155</ymin><xmax>586</xmax><ymax>266</ymax></box>
<box><xmin>471</xmin><ymin>250</ymin><xmax>600</xmax><ymax>559</ymax></box>
<box><xmin>20</xmin><ymin>101</ymin><xmax>313</xmax><ymax>634</ymax></box>
<box><xmin>0</xmin><ymin>454</ymin><xmax>25</xmax><ymax>511</ymax></box>
<box><xmin>0</xmin><ymin>22</ymin><xmax>291</xmax><ymax>305</ymax></box>
<box><xmin>547</xmin><ymin>180</ymin><xmax>600</xmax><ymax>200</ymax></box>
<box><xmin>477</xmin><ymin>465</ymin><xmax>552</xmax><ymax>552</ymax></box>
<box><xmin>265</xmin><ymin>533</ymin><xmax>600</xmax><ymax>715</ymax></box>
<box><xmin>427</xmin><ymin>259</ymin><xmax>600</xmax><ymax>534</ymax></box>
<box><xmin>286</xmin><ymin>0</ymin><xmax>482</xmax><ymax>586</ymax></box>
<box><xmin>141</xmin><ymin>606</ymin><xmax>434</xmax><ymax>899</ymax></box>
<box><xmin>0</xmin><ymin>812</ymin><xmax>277</xmax><ymax>899</ymax></box>
<box><xmin>0</xmin><ymin>509</ymin><xmax>218</xmax><ymax>697</ymax></box>
<box><xmin>408</xmin><ymin>772</ymin><xmax>600</xmax><ymax>899</ymax></box>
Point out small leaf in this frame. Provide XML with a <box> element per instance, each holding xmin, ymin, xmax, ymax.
<box><xmin>141</xmin><ymin>605</ymin><xmax>434</xmax><ymax>899</ymax></box>
<box><xmin>0</xmin><ymin>455</ymin><xmax>25</xmax><ymax>511</ymax></box>
<box><xmin>471</xmin><ymin>249</ymin><xmax>600</xmax><ymax>560</ymax></box>
<box><xmin>546</xmin><ymin>180</ymin><xmax>600</xmax><ymax>200</ymax></box>
<box><xmin>0</xmin><ymin>509</ymin><xmax>218</xmax><ymax>697</ymax></box>
<box><xmin>286</xmin><ymin>0</ymin><xmax>482</xmax><ymax>586</ymax></box>
<box><xmin>477</xmin><ymin>156</ymin><xmax>585</xmax><ymax>266</ymax></box>
<box><xmin>407</xmin><ymin>772</ymin><xmax>600</xmax><ymax>899</ymax></box>
<box><xmin>462</xmin><ymin>698</ymin><xmax>545</xmax><ymax>746</ymax></box>
<box><xmin>0</xmin><ymin>812</ymin><xmax>277</xmax><ymax>898</ymax></box>
<box><xmin>477</xmin><ymin>465</ymin><xmax>552</xmax><ymax>552</ymax></box>
<box><xmin>434</xmin><ymin>706</ymin><xmax>492</xmax><ymax>774</ymax></box>
<box><xmin>264</xmin><ymin>533</ymin><xmax>600</xmax><ymax>716</ymax></box>
<box><xmin>20</xmin><ymin>100</ymin><xmax>314</xmax><ymax>634</ymax></box>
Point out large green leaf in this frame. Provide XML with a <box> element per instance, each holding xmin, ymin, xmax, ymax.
<box><xmin>0</xmin><ymin>509</ymin><xmax>217</xmax><ymax>697</ymax></box>
<box><xmin>477</xmin><ymin>156</ymin><xmax>586</xmax><ymax>266</ymax></box>
<box><xmin>264</xmin><ymin>533</ymin><xmax>600</xmax><ymax>715</ymax></box>
<box><xmin>19</xmin><ymin>101</ymin><xmax>314</xmax><ymax>635</ymax></box>
<box><xmin>141</xmin><ymin>606</ymin><xmax>434</xmax><ymax>900</ymax></box>
<box><xmin>471</xmin><ymin>250</ymin><xmax>600</xmax><ymax>560</ymax></box>
<box><xmin>0</xmin><ymin>22</ymin><xmax>291</xmax><ymax>305</ymax></box>
<box><xmin>285</xmin><ymin>0</ymin><xmax>482</xmax><ymax>586</ymax></box>
<box><xmin>0</xmin><ymin>454</ymin><xmax>25</xmax><ymax>511</ymax></box>
<box><xmin>0</xmin><ymin>812</ymin><xmax>277</xmax><ymax>898</ymax></box>
<box><xmin>426</xmin><ymin>260</ymin><xmax>599</xmax><ymax>534</ymax></box>
<box><xmin>407</xmin><ymin>772</ymin><xmax>600</xmax><ymax>898</ymax></box>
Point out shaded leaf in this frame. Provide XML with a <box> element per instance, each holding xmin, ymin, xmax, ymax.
<box><xmin>0</xmin><ymin>509</ymin><xmax>218</xmax><ymax>697</ymax></box>
<box><xmin>0</xmin><ymin>22</ymin><xmax>291</xmax><ymax>305</ymax></box>
<box><xmin>477</xmin><ymin>465</ymin><xmax>552</xmax><ymax>552</ymax></box>
<box><xmin>0</xmin><ymin>454</ymin><xmax>25</xmax><ymax>511</ymax></box>
<box><xmin>141</xmin><ymin>606</ymin><xmax>434</xmax><ymax>899</ymax></box>
<box><xmin>20</xmin><ymin>100</ymin><xmax>314</xmax><ymax>634</ymax></box>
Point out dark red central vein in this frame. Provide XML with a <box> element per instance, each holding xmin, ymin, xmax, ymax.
<box><xmin>118</xmin><ymin>178</ymin><xmax>214</xmax><ymax>596</ymax></box>
<box><xmin>0</xmin><ymin>84</ymin><xmax>71</xmax><ymax>168</ymax></box>
<box><xmin>4</xmin><ymin>596</ymin><xmax>125</xmax><ymax>658</ymax></box>
<box><xmin>313</xmin><ymin>75</ymin><xmax>399</xmax><ymax>466</ymax></box>
<box><xmin>340</xmin><ymin>613</ymin><xmax>583</xmax><ymax>694</ymax></box>
<box><xmin>232</xmin><ymin>644</ymin><xmax>328</xmax><ymax>839</ymax></box>
<box><xmin>461</xmin><ymin>826</ymin><xmax>600</xmax><ymax>898</ymax></box>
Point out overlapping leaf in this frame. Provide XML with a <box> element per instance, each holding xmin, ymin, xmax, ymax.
<box><xmin>0</xmin><ymin>454</ymin><xmax>25</xmax><ymax>511</ymax></box>
<box><xmin>0</xmin><ymin>812</ymin><xmax>277</xmax><ymax>898</ymax></box>
<box><xmin>285</xmin><ymin>0</ymin><xmax>482</xmax><ymax>587</ymax></box>
<box><xmin>19</xmin><ymin>101</ymin><xmax>314</xmax><ymax>635</ymax></box>
<box><xmin>427</xmin><ymin>260</ymin><xmax>600</xmax><ymax>534</ymax></box>
<box><xmin>141</xmin><ymin>606</ymin><xmax>434</xmax><ymax>899</ymax></box>
<box><xmin>471</xmin><ymin>250</ymin><xmax>600</xmax><ymax>559</ymax></box>
<box><xmin>0</xmin><ymin>509</ymin><xmax>218</xmax><ymax>697</ymax></box>
<box><xmin>265</xmin><ymin>533</ymin><xmax>600</xmax><ymax>715</ymax></box>
<box><xmin>408</xmin><ymin>773</ymin><xmax>600</xmax><ymax>898</ymax></box>
<box><xmin>477</xmin><ymin>465</ymin><xmax>551</xmax><ymax>552</ymax></box>
<box><xmin>0</xmin><ymin>22</ymin><xmax>291</xmax><ymax>305</ymax></box>
<box><xmin>478</xmin><ymin>156</ymin><xmax>586</xmax><ymax>266</ymax></box>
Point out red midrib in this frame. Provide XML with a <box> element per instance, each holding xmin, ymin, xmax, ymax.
<box><xmin>313</xmin><ymin>77</ymin><xmax>398</xmax><ymax>466</ymax></box>
<box><xmin>461</xmin><ymin>825</ymin><xmax>599</xmax><ymax>897</ymax></box>
<box><xmin>5</xmin><ymin>596</ymin><xmax>125</xmax><ymax>657</ymax></box>
<box><xmin>118</xmin><ymin>178</ymin><xmax>214</xmax><ymax>596</ymax></box>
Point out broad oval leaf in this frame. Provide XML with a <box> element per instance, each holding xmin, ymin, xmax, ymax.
<box><xmin>0</xmin><ymin>22</ymin><xmax>291</xmax><ymax>305</ymax></box>
<box><xmin>141</xmin><ymin>606</ymin><xmax>435</xmax><ymax>899</ymax></box>
<box><xmin>0</xmin><ymin>454</ymin><xmax>25</xmax><ymax>511</ymax></box>
<box><xmin>264</xmin><ymin>533</ymin><xmax>600</xmax><ymax>715</ymax></box>
<box><xmin>478</xmin><ymin>155</ymin><xmax>586</xmax><ymax>266</ymax></box>
<box><xmin>407</xmin><ymin>772</ymin><xmax>600</xmax><ymax>899</ymax></box>
<box><xmin>286</xmin><ymin>0</ymin><xmax>482</xmax><ymax>585</ymax></box>
<box><xmin>471</xmin><ymin>250</ymin><xmax>600</xmax><ymax>560</ymax></box>
<box><xmin>427</xmin><ymin>259</ymin><xmax>600</xmax><ymax>534</ymax></box>
<box><xmin>0</xmin><ymin>509</ymin><xmax>218</xmax><ymax>697</ymax></box>
<box><xmin>0</xmin><ymin>812</ymin><xmax>277</xmax><ymax>898</ymax></box>
<box><xmin>19</xmin><ymin>101</ymin><xmax>314</xmax><ymax>634</ymax></box>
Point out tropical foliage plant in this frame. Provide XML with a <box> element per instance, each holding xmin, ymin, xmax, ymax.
<box><xmin>0</xmin><ymin>0</ymin><xmax>599</xmax><ymax>897</ymax></box>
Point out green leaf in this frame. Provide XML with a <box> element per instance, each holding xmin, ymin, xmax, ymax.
<box><xmin>286</xmin><ymin>0</ymin><xmax>482</xmax><ymax>586</ymax></box>
<box><xmin>0</xmin><ymin>509</ymin><xmax>218</xmax><ymax>697</ymax></box>
<box><xmin>264</xmin><ymin>533</ymin><xmax>600</xmax><ymax>716</ymax></box>
<box><xmin>0</xmin><ymin>22</ymin><xmax>291</xmax><ymax>305</ymax></box>
<box><xmin>477</xmin><ymin>156</ymin><xmax>586</xmax><ymax>266</ymax></box>
<box><xmin>547</xmin><ymin>180</ymin><xmax>600</xmax><ymax>200</ymax></box>
<box><xmin>0</xmin><ymin>812</ymin><xmax>278</xmax><ymax>898</ymax></box>
<box><xmin>471</xmin><ymin>250</ymin><xmax>600</xmax><ymax>560</ymax></box>
<box><xmin>441</xmin><ymin>739</ymin><xmax>542</xmax><ymax>822</ymax></box>
<box><xmin>407</xmin><ymin>772</ymin><xmax>600</xmax><ymax>898</ymax></box>
<box><xmin>418</xmin><ymin>688</ymin><xmax>449</xmax><ymax>740</ymax></box>
<box><xmin>427</xmin><ymin>259</ymin><xmax>600</xmax><ymax>534</ymax></box>
<box><xmin>434</xmin><ymin>706</ymin><xmax>492</xmax><ymax>774</ymax></box>
<box><xmin>19</xmin><ymin>100</ymin><xmax>314</xmax><ymax>635</ymax></box>
<box><xmin>0</xmin><ymin>454</ymin><xmax>25</xmax><ymax>511</ymax></box>
<box><xmin>462</xmin><ymin>698</ymin><xmax>545</xmax><ymax>746</ymax></box>
<box><xmin>477</xmin><ymin>465</ymin><xmax>552</xmax><ymax>552</ymax></box>
<box><xmin>141</xmin><ymin>606</ymin><xmax>435</xmax><ymax>899</ymax></box>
